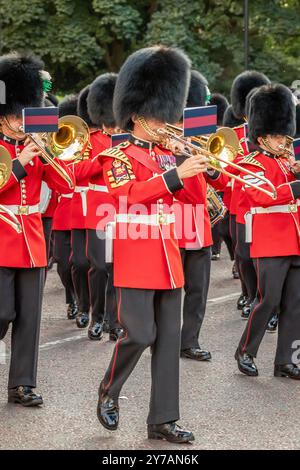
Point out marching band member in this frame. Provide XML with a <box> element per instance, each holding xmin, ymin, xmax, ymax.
<box><xmin>85</xmin><ymin>73</ymin><xmax>122</xmax><ymax>341</ymax></box>
<box><xmin>96</xmin><ymin>45</ymin><xmax>210</xmax><ymax>443</ymax></box>
<box><xmin>52</xmin><ymin>95</ymin><xmax>79</xmax><ymax>319</ymax></box>
<box><xmin>235</xmin><ymin>84</ymin><xmax>300</xmax><ymax>378</ymax></box>
<box><xmin>0</xmin><ymin>52</ymin><xmax>74</xmax><ymax>405</ymax></box>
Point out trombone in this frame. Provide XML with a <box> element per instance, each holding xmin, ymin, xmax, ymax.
<box><xmin>21</xmin><ymin>115</ymin><xmax>90</xmax><ymax>189</ymax></box>
<box><xmin>157</xmin><ymin>124</ymin><xmax>277</xmax><ymax>200</ymax></box>
<box><xmin>0</xmin><ymin>146</ymin><xmax>22</xmax><ymax>233</ymax></box>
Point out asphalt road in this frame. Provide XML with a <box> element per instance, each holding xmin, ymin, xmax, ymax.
<box><xmin>1</xmin><ymin>252</ymin><xmax>300</xmax><ymax>450</ymax></box>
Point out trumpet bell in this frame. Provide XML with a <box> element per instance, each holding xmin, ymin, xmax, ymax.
<box><xmin>0</xmin><ymin>146</ymin><xmax>12</xmax><ymax>189</ymax></box>
<box><xmin>47</xmin><ymin>115</ymin><xmax>89</xmax><ymax>161</ymax></box>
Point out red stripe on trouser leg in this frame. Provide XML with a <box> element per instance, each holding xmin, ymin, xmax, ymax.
<box><xmin>242</xmin><ymin>258</ymin><xmax>261</xmax><ymax>353</ymax></box>
<box><xmin>104</xmin><ymin>287</ymin><xmax>127</xmax><ymax>391</ymax></box>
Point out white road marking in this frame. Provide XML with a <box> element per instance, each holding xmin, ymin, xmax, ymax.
<box><xmin>207</xmin><ymin>292</ymin><xmax>241</xmax><ymax>303</ymax></box>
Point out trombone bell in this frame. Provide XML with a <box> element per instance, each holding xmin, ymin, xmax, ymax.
<box><xmin>46</xmin><ymin>115</ymin><xmax>89</xmax><ymax>161</ymax></box>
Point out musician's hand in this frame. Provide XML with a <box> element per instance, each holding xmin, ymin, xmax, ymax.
<box><xmin>290</xmin><ymin>160</ymin><xmax>300</xmax><ymax>174</ymax></box>
<box><xmin>176</xmin><ymin>154</ymin><xmax>209</xmax><ymax>179</ymax></box>
<box><xmin>18</xmin><ymin>140</ymin><xmax>42</xmax><ymax>167</ymax></box>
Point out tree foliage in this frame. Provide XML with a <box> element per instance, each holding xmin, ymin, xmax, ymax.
<box><xmin>0</xmin><ymin>0</ymin><xmax>299</xmax><ymax>97</ymax></box>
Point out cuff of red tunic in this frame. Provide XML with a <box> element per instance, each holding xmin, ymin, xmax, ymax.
<box><xmin>12</xmin><ymin>159</ymin><xmax>27</xmax><ymax>181</ymax></box>
<box><xmin>290</xmin><ymin>181</ymin><xmax>300</xmax><ymax>199</ymax></box>
<box><xmin>162</xmin><ymin>168</ymin><xmax>183</xmax><ymax>193</ymax></box>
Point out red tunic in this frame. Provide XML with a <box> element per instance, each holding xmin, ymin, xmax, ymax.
<box><xmin>229</xmin><ymin>124</ymin><xmax>250</xmax><ymax>216</ymax></box>
<box><xmin>101</xmin><ymin>141</ymin><xmax>205</xmax><ymax>289</ymax></box>
<box><xmin>240</xmin><ymin>151</ymin><xmax>300</xmax><ymax>258</ymax></box>
<box><xmin>0</xmin><ymin>138</ymin><xmax>75</xmax><ymax>267</ymax></box>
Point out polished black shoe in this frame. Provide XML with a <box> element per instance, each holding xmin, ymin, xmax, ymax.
<box><xmin>274</xmin><ymin>364</ymin><xmax>300</xmax><ymax>379</ymax></box>
<box><xmin>148</xmin><ymin>422</ymin><xmax>195</xmax><ymax>444</ymax></box>
<box><xmin>67</xmin><ymin>301</ymin><xmax>79</xmax><ymax>320</ymax></box>
<box><xmin>211</xmin><ymin>253</ymin><xmax>220</xmax><ymax>261</ymax></box>
<box><xmin>235</xmin><ymin>349</ymin><xmax>258</xmax><ymax>376</ymax></box>
<box><xmin>237</xmin><ymin>294</ymin><xmax>248</xmax><ymax>310</ymax></box>
<box><xmin>8</xmin><ymin>386</ymin><xmax>43</xmax><ymax>407</ymax></box>
<box><xmin>97</xmin><ymin>384</ymin><xmax>119</xmax><ymax>431</ymax></box>
<box><xmin>241</xmin><ymin>304</ymin><xmax>251</xmax><ymax>319</ymax></box>
<box><xmin>76</xmin><ymin>312</ymin><xmax>89</xmax><ymax>328</ymax></box>
<box><xmin>266</xmin><ymin>314</ymin><xmax>278</xmax><ymax>333</ymax></box>
<box><xmin>109</xmin><ymin>328</ymin><xmax>124</xmax><ymax>342</ymax></box>
<box><xmin>181</xmin><ymin>347</ymin><xmax>211</xmax><ymax>361</ymax></box>
<box><xmin>88</xmin><ymin>321</ymin><xmax>104</xmax><ymax>340</ymax></box>
<box><xmin>232</xmin><ymin>262</ymin><xmax>240</xmax><ymax>279</ymax></box>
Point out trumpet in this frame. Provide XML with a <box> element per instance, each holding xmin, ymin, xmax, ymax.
<box><xmin>157</xmin><ymin>125</ymin><xmax>277</xmax><ymax>200</ymax></box>
<box><xmin>0</xmin><ymin>146</ymin><xmax>22</xmax><ymax>233</ymax></box>
<box><xmin>22</xmin><ymin>115</ymin><xmax>90</xmax><ymax>189</ymax></box>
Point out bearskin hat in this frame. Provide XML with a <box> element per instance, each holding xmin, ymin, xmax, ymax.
<box><xmin>77</xmin><ymin>85</ymin><xmax>95</xmax><ymax>127</ymax></box>
<box><xmin>222</xmin><ymin>105</ymin><xmax>244</xmax><ymax>128</ymax></box>
<box><xmin>231</xmin><ymin>70</ymin><xmax>270</xmax><ymax>119</ymax></box>
<box><xmin>248</xmin><ymin>84</ymin><xmax>296</xmax><ymax>144</ymax></box>
<box><xmin>186</xmin><ymin>70</ymin><xmax>208</xmax><ymax>108</ymax></box>
<box><xmin>0</xmin><ymin>51</ymin><xmax>44</xmax><ymax>117</ymax></box>
<box><xmin>209</xmin><ymin>93</ymin><xmax>229</xmax><ymax>126</ymax></box>
<box><xmin>113</xmin><ymin>45</ymin><xmax>191</xmax><ymax>130</ymax></box>
<box><xmin>58</xmin><ymin>94</ymin><xmax>78</xmax><ymax>117</ymax></box>
<box><xmin>295</xmin><ymin>103</ymin><xmax>300</xmax><ymax>138</ymax></box>
<box><xmin>87</xmin><ymin>73</ymin><xmax>117</xmax><ymax>128</ymax></box>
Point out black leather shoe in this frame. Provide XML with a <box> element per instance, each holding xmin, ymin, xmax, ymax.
<box><xmin>88</xmin><ymin>321</ymin><xmax>104</xmax><ymax>340</ymax></box>
<box><xmin>274</xmin><ymin>364</ymin><xmax>300</xmax><ymax>379</ymax></box>
<box><xmin>181</xmin><ymin>347</ymin><xmax>211</xmax><ymax>361</ymax></box>
<box><xmin>8</xmin><ymin>386</ymin><xmax>43</xmax><ymax>407</ymax></box>
<box><xmin>67</xmin><ymin>301</ymin><xmax>78</xmax><ymax>320</ymax></box>
<box><xmin>232</xmin><ymin>262</ymin><xmax>240</xmax><ymax>279</ymax></box>
<box><xmin>235</xmin><ymin>349</ymin><xmax>258</xmax><ymax>376</ymax></box>
<box><xmin>267</xmin><ymin>314</ymin><xmax>278</xmax><ymax>333</ymax></box>
<box><xmin>97</xmin><ymin>384</ymin><xmax>119</xmax><ymax>431</ymax></box>
<box><xmin>76</xmin><ymin>312</ymin><xmax>89</xmax><ymax>328</ymax></box>
<box><xmin>241</xmin><ymin>304</ymin><xmax>251</xmax><ymax>319</ymax></box>
<box><xmin>148</xmin><ymin>422</ymin><xmax>195</xmax><ymax>443</ymax></box>
<box><xmin>109</xmin><ymin>328</ymin><xmax>124</xmax><ymax>342</ymax></box>
<box><xmin>237</xmin><ymin>294</ymin><xmax>248</xmax><ymax>310</ymax></box>
<box><xmin>211</xmin><ymin>253</ymin><xmax>220</xmax><ymax>261</ymax></box>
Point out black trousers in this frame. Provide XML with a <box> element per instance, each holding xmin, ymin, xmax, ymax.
<box><xmin>211</xmin><ymin>224</ymin><xmax>222</xmax><ymax>255</ymax></box>
<box><xmin>42</xmin><ymin>217</ymin><xmax>53</xmax><ymax>263</ymax></box>
<box><xmin>235</xmin><ymin>223</ymin><xmax>257</xmax><ymax>303</ymax></box>
<box><xmin>215</xmin><ymin>212</ymin><xmax>235</xmax><ymax>260</ymax></box>
<box><xmin>0</xmin><ymin>267</ymin><xmax>44</xmax><ymax>388</ymax></box>
<box><xmin>87</xmin><ymin>229</ymin><xmax>118</xmax><ymax>327</ymax></box>
<box><xmin>53</xmin><ymin>230</ymin><xmax>76</xmax><ymax>305</ymax></box>
<box><xmin>230</xmin><ymin>214</ymin><xmax>247</xmax><ymax>296</ymax></box>
<box><xmin>238</xmin><ymin>256</ymin><xmax>300</xmax><ymax>363</ymax></box>
<box><xmin>71</xmin><ymin>229</ymin><xmax>90</xmax><ymax>312</ymax></box>
<box><xmin>180</xmin><ymin>247</ymin><xmax>211</xmax><ymax>350</ymax></box>
<box><xmin>102</xmin><ymin>287</ymin><xmax>182</xmax><ymax>425</ymax></box>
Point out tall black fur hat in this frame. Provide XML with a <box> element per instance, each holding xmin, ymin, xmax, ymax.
<box><xmin>248</xmin><ymin>84</ymin><xmax>296</xmax><ymax>143</ymax></box>
<box><xmin>295</xmin><ymin>103</ymin><xmax>300</xmax><ymax>138</ymax></box>
<box><xmin>222</xmin><ymin>105</ymin><xmax>244</xmax><ymax>128</ymax></box>
<box><xmin>77</xmin><ymin>85</ymin><xmax>95</xmax><ymax>127</ymax></box>
<box><xmin>210</xmin><ymin>93</ymin><xmax>229</xmax><ymax>125</ymax></box>
<box><xmin>0</xmin><ymin>51</ymin><xmax>44</xmax><ymax>117</ymax></box>
<box><xmin>113</xmin><ymin>45</ymin><xmax>191</xmax><ymax>130</ymax></box>
<box><xmin>59</xmin><ymin>94</ymin><xmax>78</xmax><ymax>117</ymax></box>
<box><xmin>231</xmin><ymin>70</ymin><xmax>270</xmax><ymax>119</ymax></box>
<box><xmin>186</xmin><ymin>70</ymin><xmax>208</xmax><ymax>108</ymax></box>
<box><xmin>87</xmin><ymin>73</ymin><xmax>117</xmax><ymax>128</ymax></box>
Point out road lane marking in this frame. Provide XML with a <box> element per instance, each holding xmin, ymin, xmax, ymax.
<box><xmin>207</xmin><ymin>292</ymin><xmax>241</xmax><ymax>303</ymax></box>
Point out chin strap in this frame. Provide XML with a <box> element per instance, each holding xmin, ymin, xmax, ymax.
<box><xmin>137</xmin><ymin>116</ymin><xmax>161</xmax><ymax>142</ymax></box>
<box><xmin>3</xmin><ymin>118</ymin><xmax>26</xmax><ymax>140</ymax></box>
<box><xmin>261</xmin><ymin>137</ymin><xmax>284</xmax><ymax>157</ymax></box>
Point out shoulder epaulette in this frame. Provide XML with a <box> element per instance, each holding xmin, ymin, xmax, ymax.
<box><xmin>99</xmin><ymin>142</ymin><xmax>132</xmax><ymax>169</ymax></box>
<box><xmin>239</xmin><ymin>152</ymin><xmax>265</xmax><ymax>170</ymax></box>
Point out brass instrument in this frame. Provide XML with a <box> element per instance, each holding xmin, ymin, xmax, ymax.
<box><xmin>22</xmin><ymin>115</ymin><xmax>90</xmax><ymax>189</ymax></box>
<box><xmin>0</xmin><ymin>146</ymin><xmax>22</xmax><ymax>233</ymax></box>
<box><xmin>157</xmin><ymin>125</ymin><xmax>277</xmax><ymax>200</ymax></box>
<box><xmin>278</xmin><ymin>136</ymin><xmax>294</xmax><ymax>158</ymax></box>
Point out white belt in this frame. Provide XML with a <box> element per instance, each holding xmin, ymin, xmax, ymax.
<box><xmin>89</xmin><ymin>183</ymin><xmax>109</xmax><ymax>193</ymax></box>
<box><xmin>0</xmin><ymin>204</ymin><xmax>40</xmax><ymax>216</ymax></box>
<box><xmin>60</xmin><ymin>193</ymin><xmax>73</xmax><ymax>199</ymax></box>
<box><xmin>245</xmin><ymin>201</ymin><xmax>300</xmax><ymax>242</ymax></box>
<box><xmin>74</xmin><ymin>186</ymin><xmax>89</xmax><ymax>217</ymax></box>
<box><xmin>116</xmin><ymin>213</ymin><xmax>175</xmax><ymax>225</ymax></box>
